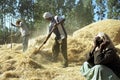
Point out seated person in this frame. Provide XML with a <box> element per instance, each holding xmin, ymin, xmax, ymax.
<box><xmin>80</xmin><ymin>32</ymin><xmax>120</xmax><ymax>80</ymax></box>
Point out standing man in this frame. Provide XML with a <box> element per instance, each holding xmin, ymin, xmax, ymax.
<box><xmin>43</xmin><ymin>12</ymin><xmax>68</xmax><ymax>68</ymax></box>
<box><xmin>11</xmin><ymin>19</ymin><xmax>29</xmax><ymax>52</ymax></box>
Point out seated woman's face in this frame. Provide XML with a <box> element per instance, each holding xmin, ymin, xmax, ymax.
<box><xmin>96</xmin><ymin>36</ymin><xmax>103</xmax><ymax>46</ymax></box>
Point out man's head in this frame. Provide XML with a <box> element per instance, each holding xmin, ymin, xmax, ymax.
<box><xmin>16</xmin><ymin>20</ymin><xmax>22</xmax><ymax>26</ymax></box>
<box><xmin>43</xmin><ymin>12</ymin><xmax>53</xmax><ymax>21</ymax></box>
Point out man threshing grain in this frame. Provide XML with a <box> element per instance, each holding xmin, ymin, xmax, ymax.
<box><xmin>11</xmin><ymin>19</ymin><xmax>29</xmax><ymax>52</ymax></box>
<box><xmin>43</xmin><ymin>12</ymin><xmax>68</xmax><ymax>68</ymax></box>
<box><xmin>80</xmin><ymin>32</ymin><xmax>120</xmax><ymax>80</ymax></box>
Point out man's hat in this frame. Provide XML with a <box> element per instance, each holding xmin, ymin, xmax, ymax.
<box><xmin>43</xmin><ymin>12</ymin><xmax>53</xmax><ymax>19</ymax></box>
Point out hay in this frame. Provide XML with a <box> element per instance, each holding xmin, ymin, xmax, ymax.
<box><xmin>0</xmin><ymin>19</ymin><xmax>120</xmax><ymax>80</ymax></box>
<box><xmin>0</xmin><ymin>71</ymin><xmax>20</xmax><ymax>80</ymax></box>
<box><xmin>68</xmin><ymin>19</ymin><xmax>120</xmax><ymax>63</ymax></box>
<box><xmin>73</xmin><ymin>19</ymin><xmax>120</xmax><ymax>45</ymax></box>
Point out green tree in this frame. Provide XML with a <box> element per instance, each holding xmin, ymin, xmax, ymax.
<box><xmin>92</xmin><ymin>0</ymin><xmax>107</xmax><ymax>21</ymax></box>
<box><xmin>0</xmin><ymin>0</ymin><xmax>17</xmax><ymax>44</ymax></box>
<box><xmin>33</xmin><ymin>0</ymin><xmax>94</xmax><ymax>34</ymax></box>
<box><xmin>17</xmin><ymin>0</ymin><xmax>34</xmax><ymax>20</ymax></box>
<box><xmin>0</xmin><ymin>0</ymin><xmax>16</xmax><ymax>28</ymax></box>
<box><xmin>107</xmin><ymin>0</ymin><xmax>120</xmax><ymax>19</ymax></box>
<box><xmin>76</xmin><ymin>0</ymin><xmax>93</xmax><ymax>26</ymax></box>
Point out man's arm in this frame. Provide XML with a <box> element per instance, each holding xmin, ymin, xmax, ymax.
<box><xmin>44</xmin><ymin>16</ymin><xmax>66</xmax><ymax>44</ymax></box>
<box><xmin>94</xmin><ymin>49</ymin><xmax>115</xmax><ymax>65</ymax></box>
<box><xmin>11</xmin><ymin>23</ymin><xmax>20</xmax><ymax>28</ymax></box>
<box><xmin>11</xmin><ymin>23</ymin><xmax>16</xmax><ymax>27</ymax></box>
<box><xmin>86</xmin><ymin>49</ymin><xmax>95</xmax><ymax>66</ymax></box>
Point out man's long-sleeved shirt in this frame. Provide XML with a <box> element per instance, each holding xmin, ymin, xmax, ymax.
<box><xmin>48</xmin><ymin>16</ymin><xmax>67</xmax><ymax>40</ymax></box>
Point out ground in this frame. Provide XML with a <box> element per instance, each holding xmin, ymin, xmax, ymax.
<box><xmin>0</xmin><ymin>46</ymin><xmax>85</xmax><ymax>80</ymax></box>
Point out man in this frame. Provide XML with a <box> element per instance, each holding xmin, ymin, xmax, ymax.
<box><xmin>43</xmin><ymin>12</ymin><xmax>68</xmax><ymax>68</ymax></box>
<box><xmin>11</xmin><ymin>19</ymin><xmax>29</xmax><ymax>52</ymax></box>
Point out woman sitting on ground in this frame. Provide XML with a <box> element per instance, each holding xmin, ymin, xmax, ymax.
<box><xmin>80</xmin><ymin>32</ymin><xmax>120</xmax><ymax>80</ymax></box>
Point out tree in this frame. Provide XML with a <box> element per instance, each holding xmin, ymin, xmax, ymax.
<box><xmin>0</xmin><ymin>0</ymin><xmax>34</xmax><ymax>44</ymax></box>
<box><xmin>67</xmin><ymin>0</ymin><xmax>93</xmax><ymax>28</ymax></box>
<box><xmin>17</xmin><ymin>0</ymin><xmax>34</xmax><ymax>20</ymax></box>
<box><xmin>107</xmin><ymin>0</ymin><xmax>120</xmax><ymax>19</ymax></box>
<box><xmin>0</xmin><ymin>0</ymin><xmax>17</xmax><ymax>44</ymax></box>
<box><xmin>33</xmin><ymin>0</ymin><xmax>94</xmax><ymax>34</ymax></box>
<box><xmin>0</xmin><ymin>0</ymin><xmax>17</xmax><ymax>28</ymax></box>
<box><xmin>92</xmin><ymin>0</ymin><xmax>107</xmax><ymax>21</ymax></box>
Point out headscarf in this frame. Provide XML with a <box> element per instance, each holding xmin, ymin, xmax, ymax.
<box><xmin>96</xmin><ymin>32</ymin><xmax>116</xmax><ymax>51</ymax></box>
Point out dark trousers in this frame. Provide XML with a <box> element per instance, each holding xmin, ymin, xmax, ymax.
<box><xmin>52</xmin><ymin>38</ymin><xmax>68</xmax><ymax>67</ymax></box>
<box><xmin>22</xmin><ymin>35</ymin><xmax>29</xmax><ymax>52</ymax></box>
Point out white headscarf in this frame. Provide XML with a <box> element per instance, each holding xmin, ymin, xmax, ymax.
<box><xmin>43</xmin><ymin>12</ymin><xmax>53</xmax><ymax>19</ymax></box>
<box><xmin>96</xmin><ymin>32</ymin><xmax>116</xmax><ymax>50</ymax></box>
